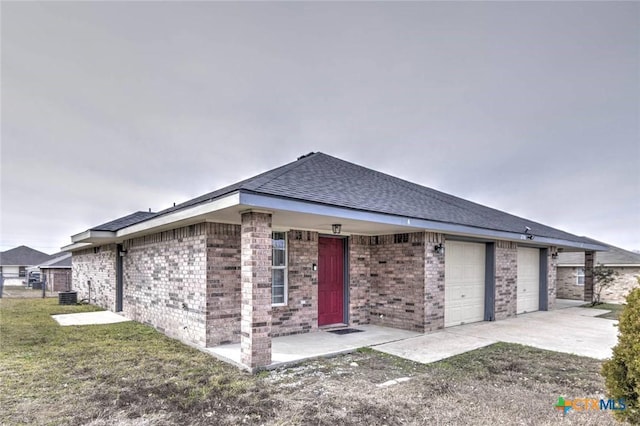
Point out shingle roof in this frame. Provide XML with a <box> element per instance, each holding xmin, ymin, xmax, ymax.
<box><xmin>38</xmin><ymin>252</ymin><xmax>72</xmax><ymax>268</ymax></box>
<box><xmin>0</xmin><ymin>246</ymin><xmax>52</xmax><ymax>266</ymax></box>
<box><xmin>91</xmin><ymin>211</ymin><xmax>157</xmax><ymax>232</ymax></box>
<box><xmin>148</xmin><ymin>152</ymin><xmax>594</xmax><ymax>245</ymax></box>
<box><xmin>558</xmin><ymin>244</ymin><xmax>640</xmax><ymax>265</ymax></box>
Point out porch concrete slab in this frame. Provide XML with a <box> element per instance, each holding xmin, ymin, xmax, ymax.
<box><xmin>554</xmin><ymin>298</ymin><xmax>587</xmax><ymax>310</ymax></box>
<box><xmin>378</xmin><ymin>308</ymin><xmax>618</xmax><ymax>363</ymax></box>
<box><xmin>559</xmin><ymin>306</ymin><xmax>612</xmax><ymax>317</ymax></box>
<box><xmin>52</xmin><ymin>311</ymin><xmax>131</xmax><ymax>326</ymax></box>
<box><xmin>206</xmin><ymin>324</ymin><xmax>421</xmax><ymax>369</ymax></box>
<box><xmin>445</xmin><ymin>309</ymin><xmax>618</xmax><ymax>359</ymax></box>
<box><xmin>374</xmin><ymin>331</ymin><xmax>496</xmax><ymax>364</ymax></box>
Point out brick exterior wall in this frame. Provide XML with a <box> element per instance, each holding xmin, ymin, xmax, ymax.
<box><xmin>72</xmin><ymin>244</ymin><xmax>117</xmax><ymax>310</ymax></box>
<box><xmin>600</xmin><ymin>267</ymin><xmax>640</xmax><ymax>303</ymax></box>
<box><xmin>206</xmin><ymin>223</ymin><xmax>242</xmax><ymax>346</ymax></box>
<box><xmin>369</xmin><ymin>232</ymin><xmax>426</xmax><ymax>332</ymax></box>
<box><xmin>240</xmin><ymin>211</ymin><xmax>272</xmax><ymax>370</ymax></box>
<box><xmin>349</xmin><ymin>235</ymin><xmax>371</xmax><ymax>326</ymax></box>
<box><xmin>424</xmin><ymin>232</ymin><xmax>445</xmax><ymax>332</ymax></box>
<box><xmin>43</xmin><ymin>268</ymin><xmax>72</xmax><ymax>292</ymax></box>
<box><xmin>271</xmin><ymin>230</ymin><xmax>319</xmax><ymax>337</ymax></box>
<box><xmin>557</xmin><ymin>267</ymin><xmax>585</xmax><ymax>300</ymax></box>
<box><xmin>70</xmin><ymin>215</ymin><xmax>566</xmax><ymax>358</ymax></box>
<box><xmin>123</xmin><ymin>224</ymin><xmax>208</xmax><ymax>347</ymax></box>
<box><xmin>557</xmin><ymin>266</ymin><xmax>640</xmax><ymax>304</ymax></box>
<box><xmin>584</xmin><ymin>251</ymin><xmax>595</xmax><ymax>302</ymax></box>
<box><xmin>494</xmin><ymin>241</ymin><xmax>517</xmax><ymax>320</ymax></box>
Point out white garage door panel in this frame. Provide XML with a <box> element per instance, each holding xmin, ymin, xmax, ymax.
<box><xmin>517</xmin><ymin>247</ymin><xmax>540</xmax><ymax>314</ymax></box>
<box><xmin>445</xmin><ymin>241</ymin><xmax>486</xmax><ymax>327</ymax></box>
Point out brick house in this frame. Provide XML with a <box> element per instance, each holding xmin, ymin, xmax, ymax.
<box><xmin>557</xmin><ymin>244</ymin><xmax>640</xmax><ymax>304</ymax></box>
<box><xmin>0</xmin><ymin>245</ymin><xmax>52</xmax><ymax>286</ymax></box>
<box><xmin>37</xmin><ymin>252</ymin><xmax>72</xmax><ymax>292</ymax></box>
<box><xmin>63</xmin><ymin>152</ymin><xmax>605</xmax><ymax>371</ymax></box>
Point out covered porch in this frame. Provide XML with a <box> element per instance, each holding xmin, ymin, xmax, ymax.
<box><xmin>206</xmin><ymin>324</ymin><xmax>421</xmax><ymax>371</ymax></box>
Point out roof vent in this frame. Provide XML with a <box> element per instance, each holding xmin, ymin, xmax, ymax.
<box><xmin>297</xmin><ymin>152</ymin><xmax>315</xmax><ymax>160</ymax></box>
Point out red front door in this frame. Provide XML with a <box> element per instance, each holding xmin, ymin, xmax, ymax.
<box><xmin>318</xmin><ymin>237</ymin><xmax>345</xmax><ymax>326</ymax></box>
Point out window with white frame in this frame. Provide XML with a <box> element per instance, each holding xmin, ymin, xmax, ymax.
<box><xmin>576</xmin><ymin>268</ymin><xmax>585</xmax><ymax>286</ymax></box>
<box><xmin>272</xmin><ymin>231</ymin><xmax>287</xmax><ymax>305</ymax></box>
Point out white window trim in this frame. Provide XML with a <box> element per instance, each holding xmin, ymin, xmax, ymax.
<box><xmin>272</xmin><ymin>231</ymin><xmax>288</xmax><ymax>307</ymax></box>
<box><xmin>576</xmin><ymin>268</ymin><xmax>585</xmax><ymax>286</ymax></box>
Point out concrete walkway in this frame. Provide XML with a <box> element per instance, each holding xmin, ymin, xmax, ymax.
<box><xmin>207</xmin><ymin>324</ymin><xmax>421</xmax><ymax>370</ymax></box>
<box><xmin>376</xmin><ymin>303</ymin><xmax>618</xmax><ymax>362</ymax></box>
<box><xmin>52</xmin><ymin>311</ymin><xmax>131</xmax><ymax>326</ymax></box>
<box><xmin>208</xmin><ymin>300</ymin><xmax>618</xmax><ymax>369</ymax></box>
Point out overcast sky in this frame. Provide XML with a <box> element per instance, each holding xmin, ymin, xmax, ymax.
<box><xmin>2</xmin><ymin>1</ymin><xmax>639</xmax><ymax>254</ymax></box>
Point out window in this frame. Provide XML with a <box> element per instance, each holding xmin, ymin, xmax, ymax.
<box><xmin>272</xmin><ymin>231</ymin><xmax>287</xmax><ymax>305</ymax></box>
<box><xmin>576</xmin><ymin>268</ymin><xmax>585</xmax><ymax>286</ymax></box>
<box><xmin>394</xmin><ymin>233</ymin><xmax>409</xmax><ymax>244</ymax></box>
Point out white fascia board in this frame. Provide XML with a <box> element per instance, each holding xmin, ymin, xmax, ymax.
<box><xmin>61</xmin><ymin>242</ymin><xmax>92</xmax><ymax>252</ymax></box>
<box><xmin>116</xmin><ymin>192</ymin><xmax>241</xmax><ymax>239</ymax></box>
<box><xmin>71</xmin><ymin>230</ymin><xmax>116</xmax><ymax>243</ymax></box>
<box><xmin>239</xmin><ymin>192</ymin><xmax>608</xmax><ymax>252</ymax></box>
<box><xmin>559</xmin><ymin>263</ymin><xmax>640</xmax><ymax>267</ymax></box>
<box><xmin>71</xmin><ymin>230</ymin><xmax>91</xmax><ymax>242</ymax></box>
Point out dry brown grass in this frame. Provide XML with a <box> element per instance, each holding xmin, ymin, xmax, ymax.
<box><xmin>0</xmin><ymin>298</ymin><xmax>618</xmax><ymax>425</ymax></box>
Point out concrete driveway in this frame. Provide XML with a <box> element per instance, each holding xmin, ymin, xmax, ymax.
<box><xmin>375</xmin><ymin>303</ymin><xmax>618</xmax><ymax>363</ymax></box>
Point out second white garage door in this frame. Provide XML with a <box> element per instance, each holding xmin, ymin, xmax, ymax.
<box><xmin>517</xmin><ymin>247</ymin><xmax>540</xmax><ymax>314</ymax></box>
<box><xmin>445</xmin><ymin>241</ymin><xmax>486</xmax><ymax>327</ymax></box>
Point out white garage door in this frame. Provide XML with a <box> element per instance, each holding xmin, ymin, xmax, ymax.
<box><xmin>517</xmin><ymin>247</ymin><xmax>540</xmax><ymax>314</ymax></box>
<box><xmin>445</xmin><ymin>241</ymin><xmax>486</xmax><ymax>327</ymax></box>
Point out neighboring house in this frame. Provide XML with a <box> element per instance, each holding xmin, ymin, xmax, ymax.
<box><xmin>557</xmin><ymin>245</ymin><xmax>640</xmax><ymax>304</ymax></box>
<box><xmin>63</xmin><ymin>152</ymin><xmax>605</xmax><ymax>371</ymax></box>
<box><xmin>0</xmin><ymin>245</ymin><xmax>52</xmax><ymax>286</ymax></box>
<box><xmin>37</xmin><ymin>252</ymin><xmax>72</xmax><ymax>292</ymax></box>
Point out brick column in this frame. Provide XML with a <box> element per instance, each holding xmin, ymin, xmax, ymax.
<box><xmin>494</xmin><ymin>241</ymin><xmax>517</xmax><ymax>320</ymax></box>
<box><xmin>424</xmin><ymin>232</ymin><xmax>445</xmax><ymax>332</ymax></box>
<box><xmin>240</xmin><ymin>211</ymin><xmax>272</xmax><ymax>371</ymax></box>
<box><xmin>584</xmin><ymin>251</ymin><xmax>595</xmax><ymax>303</ymax></box>
<box><xmin>546</xmin><ymin>247</ymin><xmax>558</xmax><ymax>310</ymax></box>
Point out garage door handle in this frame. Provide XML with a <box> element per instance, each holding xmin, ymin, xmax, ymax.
<box><xmin>461</xmin><ymin>294</ymin><xmax>465</xmax><ymax>298</ymax></box>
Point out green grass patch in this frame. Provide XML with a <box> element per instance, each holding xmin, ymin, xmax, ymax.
<box><xmin>581</xmin><ymin>302</ymin><xmax>624</xmax><ymax>320</ymax></box>
<box><xmin>0</xmin><ymin>298</ymin><xmax>274</xmax><ymax>425</ymax></box>
<box><xmin>1</xmin><ymin>298</ymin><xmax>617</xmax><ymax>425</ymax></box>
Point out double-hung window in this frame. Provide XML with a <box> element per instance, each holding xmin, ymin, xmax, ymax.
<box><xmin>576</xmin><ymin>268</ymin><xmax>585</xmax><ymax>286</ymax></box>
<box><xmin>272</xmin><ymin>231</ymin><xmax>287</xmax><ymax>305</ymax></box>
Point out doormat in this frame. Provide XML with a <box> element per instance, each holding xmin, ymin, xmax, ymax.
<box><xmin>326</xmin><ymin>328</ymin><xmax>364</xmax><ymax>335</ymax></box>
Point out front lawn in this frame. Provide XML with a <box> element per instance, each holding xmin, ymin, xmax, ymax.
<box><xmin>582</xmin><ymin>302</ymin><xmax>625</xmax><ymax>320</ymax></box>
<box><xmin>0</xmin><ymin>298</ymin><xmax>617</xmax><ymax>425</ymax></box>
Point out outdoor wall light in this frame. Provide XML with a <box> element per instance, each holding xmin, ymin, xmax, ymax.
<box><xmin>332</xmin><ymin>224</ymin><xmax>342</xmax><ymax>235</ymax></box>
<box><xmin>551</xmin><ymin>252</ymin><xmax>559</xmax><ymax>259</ymax></box>
<box><xmin>526</xmin><ymin>234</ymin><xmax>535</xmax><ymax>240</ymax></box>
<box><xmin>119</xmin><ymin>249</ymin><xmax>127</xmax><ymax>257</ymax></box>
<box><xmin>434</xmin><ymin>243</ymin><xmax>445</xmax><ymax>254</ymax></box>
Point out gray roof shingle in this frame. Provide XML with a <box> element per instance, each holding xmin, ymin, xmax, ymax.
<box><xmin>38</xmin><ymin>252</ymin><xmax>72</xmax><ymax>268</ymax></box>
<box><xmin>558</xmin><ymin>244</ymin><xmax>640</xmax><ymax>265</ymax></box>
<box><xmin>91</xmin><ymin>211</ymin><xmax>157</xmax><ymax>232</ymax></box>
<box><xmin>147</xmin><ymin>152</ymin><xmax>595</xmax><ymax>245</ymax></box>
<box><xmin>0</xmin><ymin>246</ymin><xmax>52</xmax><ymax>266</ymax></box>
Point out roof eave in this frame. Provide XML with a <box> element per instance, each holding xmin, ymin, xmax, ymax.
<box><xmin>61</xmin><ymin>242</ymin><xmax>93</xmax><ymax>252</ymax></box>
<box><xmin>71</xmin><ymin>230</ymin><xmax>116</xmax><ymax>243</ymax></box>
<box><xmin>115</xmin><ymin>192</ymin><xmax>241</xmax><ymax>240</ymax></box>
<box><xmin>239</xmin><ymin>192</ymin><xmax>608</xmax><ymax>251</ymax></box>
